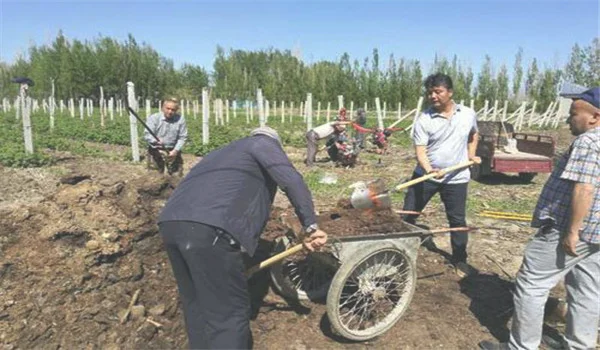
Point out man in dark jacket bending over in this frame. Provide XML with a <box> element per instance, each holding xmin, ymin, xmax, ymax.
<box><xmin>158</xmin><ymin>126</ymin><xmax>328</xmax><ymax>349</ymax></box>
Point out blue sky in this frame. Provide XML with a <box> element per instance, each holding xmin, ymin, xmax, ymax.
<box><xmin>1</xmin><ymin>0</ymin><xmax>598</xmax><ymax>74</ymax></box>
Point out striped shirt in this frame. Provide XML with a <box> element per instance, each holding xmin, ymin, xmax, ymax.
<box><xmin>143</xmin><ymin>113</ymin><xmax>188</xmax><ymax>151</ymax></box>
<box><xmin>532</xmin><ymin>126</ymin><xmax>600</xmax><ymax>243</ymax></box>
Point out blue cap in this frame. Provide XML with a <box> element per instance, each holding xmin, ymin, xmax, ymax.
<box><xmin>571</xmin><ymin>87</ymin><xmax>600</xmax><ymax>109</ymax></box>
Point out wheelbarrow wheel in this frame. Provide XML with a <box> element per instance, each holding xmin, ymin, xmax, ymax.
<box><xmin>326</xmin><ymin>242</ymin><xmax>416</xmax><ymax>341</ymax></box>
<box><xmin>270</xmin><ymin>236</ymin><xmax>338</xmax><ymax>301</ymax></box>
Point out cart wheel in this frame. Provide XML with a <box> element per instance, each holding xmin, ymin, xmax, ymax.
<box><xmin>270</xmin><ymin>236</ymin><xmax>339</xmax><ymax>301</ymax></box>
<box><xmin>326</xmin><ymin>242</ymin><xmax>416</xmax><ymax>341</ymax></box>
<box><xmin>518</xmin><ymin>172</ymin><xmax>536</xmax><ymax>183</ymax></box>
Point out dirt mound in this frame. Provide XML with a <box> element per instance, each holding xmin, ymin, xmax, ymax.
<box><xmin>0</xmin><ymin>171</ymin><xmax>186</xmax><ymax>349</ymax></box>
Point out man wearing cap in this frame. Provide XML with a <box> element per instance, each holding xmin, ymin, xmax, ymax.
<box><xmin>158</xmin><ymin>126</ymin><xmax>328</xmax><ymax>349</ymax></box>
<box><xmin>305</xmin><ymin>120</ymin><xmax>349</xmax><ymax>167</ymax></box>
<box><xmin>143</xmin><ymin>98</ymin><xmax>188</xmax><ymax>176</ymax></box>
<box><xmin>479</xmin><ymin>88</ymin><xmax>600</xmax><ymax>350</ymax></box>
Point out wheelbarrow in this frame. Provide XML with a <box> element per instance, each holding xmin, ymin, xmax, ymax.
<box><xmin>268</xmin><ymin>223</ymin><xmax>473</xmax><ymax>341</ymax></box>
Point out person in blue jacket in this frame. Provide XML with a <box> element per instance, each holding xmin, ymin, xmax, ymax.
<box><xmin>158</xmin><ymin>126</ymin><xmax>328</xmax><ymax>349</ymax></box>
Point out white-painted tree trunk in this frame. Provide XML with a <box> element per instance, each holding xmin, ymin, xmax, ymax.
<box><xmin>126</xmin><ymin>82</ymin><xmax>140</xmax><ymax>162</ymax></box>
<box><xmin>409</xmin><ymin>97</ymin><xmax>424</xmax><ymax>137</ymax></box>
<box><xmin>100</xmin><ymin>86</ymin><xmax>105</xmax><ymax>127</ymax></box>
<box><xmin>202</xmin><ymin>88</ymin><xmax>210</xmax><ymax>144</ymax></box>
<box><xmin>245</xmin><ymin>101</ymin><xmax>250</xmax><ymax>124</ymax></box>
<box><xmin>375</xmin><ymin>97</ymin><xmax>384</xmax><ymax>129</ymax></box>
<box><xmin>79</xmin><ymin>99</ymin><xmax>84</xmax><ymax>120</ymax></box>
<box><xmin>265</xmin><ymin>100</ymin><xmax>270</xmax><ymax>124</ymax></box>
<box><xmin>226</xmin><ymin>100</ymin><xmax>230</xmax><ymax>124</ymax></box>
<box><xmin>20</xmin><ymin>84</ymin><xmax>34</xmax><ymax>154</ymax></box>
<box><xmin>306</xmin><ymin>93</ymin><xmax>313</xmax><ymax>131</ymax></box>
<box><xmin>257</xmin><ymin>89</ymin><xmax>265</xmax><ymax>127</ymax></box>
<box><xmin>49</xmin><ymin>79</ymin><xmax>55</xmax><ymax>130</ymax></box>
<box><xmin>316</xmin><ymin>101</ymin><xmax>321</xmax><ymax>122</ymax></box>
<box><xmin>109</xmin><ymin>97</ymin><xmax>114</xmax><ymax>121</ymax></box>
<box><xmin>69</xmin><ymin>98</ymin><xmax>75</xmax><ymax>118</ymax></box>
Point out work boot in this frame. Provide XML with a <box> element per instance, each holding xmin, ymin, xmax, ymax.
<box><xmin>478</xmin><ymin>340</ymin><xmax>509</xmax><ymax>350</ymax></box>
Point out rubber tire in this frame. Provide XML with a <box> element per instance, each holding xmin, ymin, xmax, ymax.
<box><xmin>518</xmin><ymin>172</ymin><xmax>536</xmax><ymax>183</ymax></box>
<box><xmin>326</xmin><ymin>242</ymin><xmax>416</xmax><ymax>341</ymax></box>
<box><xmin>270</xmin><ymin>236</ymin><xmax>336</xmax><ymax>301</ymax></box>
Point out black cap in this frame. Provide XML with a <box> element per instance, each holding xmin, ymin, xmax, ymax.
<box><xmin>11</xmin><ymin>77</ymin><xmax>35</xmax><ymax>86</ymax></box>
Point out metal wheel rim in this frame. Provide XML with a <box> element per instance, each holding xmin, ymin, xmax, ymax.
<box><xmin>334</xmin><ymin>248</ymin><xmax>414</xmax><ymax>337</ymax></box>
<box><xmin>271</xmin><ymin>236</ymin><xmax>337</xmax><ymax>300</ymax></box>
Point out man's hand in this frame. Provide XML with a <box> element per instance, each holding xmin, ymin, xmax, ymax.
<box><xmin>562</xmin><ymin>231</ymin><xmax>580</xmax><ymax>257</ymax></box>
<box><xmin>426</xmin><ymin>168</ymin><xmax>444</xmax><ymax>179</ymax></box>
<box><xmin>303</xmin><ymin>229</ymin><xmax>328</xmax><ymax>251</ymax></box>
<box><xmin>469</xmin><ymin>156</ymin><xmax>482</xmax><ymax>164</ymax></box>
<box><xmin>168</xmin><ymin>149</ymin><xmax>179</xmax><ymax>159</ymax></box>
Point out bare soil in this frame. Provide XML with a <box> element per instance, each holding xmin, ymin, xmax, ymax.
<box><xmin>0</xmin><ymin>128</ymin><xmax>586</xmax><ymax>349</ymax></box>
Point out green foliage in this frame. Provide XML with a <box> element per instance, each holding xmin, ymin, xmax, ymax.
<box><xmin>2</xmin><ymin>32</ymin><xmax>598</xmax><ymax>120</ymax></box>
<box><xmin>0</xmin><ymin>145</ymin><xmax>53</xmax><ymax>167</ymax></box>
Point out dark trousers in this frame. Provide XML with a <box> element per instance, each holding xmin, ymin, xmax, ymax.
<box><xmin>402</xmin><ymin>172</ymin><xmax>469</xmax><ymax>263</ymax></box>
<box><xmin>147</xmin><ymin>147</ymin><xmax>184</xmax><ymax>176</ymax></box>
<box><xmin>305</xmin><ymin>131</ymin><xmax>318</xmax><ymax>166</ymax></box>
<box><xmin>159</xmin><ymin>221</ymin><xmax>251</xmax><ymax>349</ymax></box>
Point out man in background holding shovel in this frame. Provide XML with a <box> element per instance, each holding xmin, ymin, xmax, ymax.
<box><xmin>402</xmin><ymin>73</ymin><xmax>480</xmax><ymax>276</ymax></box>
<box><xmin>143</xmin><ymin>98</ymin><xmax>188</xmax><ymax>176</ymax></box>
<box><xmin>158</xmin><ymin>126</ymin><xmax>327</xmax><ymax>349</ymax></box>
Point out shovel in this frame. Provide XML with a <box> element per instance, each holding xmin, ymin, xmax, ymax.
<box><xmin>350</xmin><ymin>160</ymin><xmax>475</xmax><ymax>210</ymax></box>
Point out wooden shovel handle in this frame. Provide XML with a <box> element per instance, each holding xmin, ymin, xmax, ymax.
<box><xmin>246</xmin><ymin>243</ymin><xmax>304</xmax><ymax>277</ymax></box>
<box><xmin>427</xmin><ymin>227</ymin><xmax>473</xmax><ymax>234</ymax></box>
<box><xmin>393</xmin><ymin>161</ymin><xmax>475</xmax><ymax>192</ymax></box>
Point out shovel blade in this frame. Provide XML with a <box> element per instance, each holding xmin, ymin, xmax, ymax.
<box><xmin>350</xmin><ymin>179</ymin><xmax>392</xmax><ymax>209</ymax></box>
